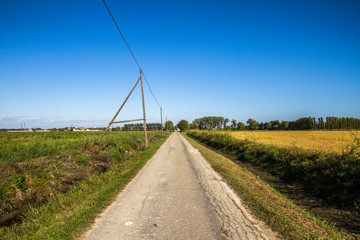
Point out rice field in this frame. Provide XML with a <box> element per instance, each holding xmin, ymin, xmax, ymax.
<box><xmin>230</xmin><ymin>130</ymin><xmax>360</xmax><ymax>154</ymax></box>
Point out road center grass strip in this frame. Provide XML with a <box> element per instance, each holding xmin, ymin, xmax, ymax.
<box><xmin>0</xmin><ymin>134</ymin><xmax>169</xmax><ymax>240</ymax></box>
<box><xmin>183</xmin><ymin>134</ymin><xmax>354</xmax><ymax>240</ymax></box>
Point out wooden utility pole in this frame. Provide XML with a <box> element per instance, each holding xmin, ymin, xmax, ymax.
<box><xmin>160</xmin><ymin>107</ymin><xmax>163</xmax><ymax>136</ymax></box>
<box><xmin>99</xmin><ymin>69</ymin><xmax>148</xmax><ymax>149</ymax></box>
<box><xmin>140</xmin><ymin>69</ymin><xmax>148</xmax><ymax>148</ymax></box>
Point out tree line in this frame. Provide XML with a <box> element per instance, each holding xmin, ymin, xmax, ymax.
<box><xmin>120</xmin><ymin>123</ymin><xmax>163</xmax><ymax>131</ymax></box>
<box><xmin>118</xmin><ymin>121</ymin><xmax>175</xmax><ymax>131</ymax></box>
<box><xmin>175</xmin><ymin>116</ymin><xmax>360</xmax><ymax>131</ymax></box>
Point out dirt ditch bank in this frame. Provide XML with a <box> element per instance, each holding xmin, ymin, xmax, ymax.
<box><xmin>0</xmin><ymin>152</ymin><xmax>113</xmax><ymax>227</ymax></box>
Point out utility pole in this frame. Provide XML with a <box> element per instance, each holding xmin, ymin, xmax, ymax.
<box><xmin>99</xmin><ymin>69</ymin><xmax>148</xmax><ymax>149</ymax></box>
<box><xmin>140</xmin><ymin>69</ymin><xmax>148</xmax><ymax>148</ymax></box>
<box><xmin>160</xmin><ymin>107</ymin><xmax>163</xmax><ymax>136</ymax></box>
<box><xmin>165</xmin><ymin>117</ymin><xmax>168</xmax><ymax>131</ymax></box>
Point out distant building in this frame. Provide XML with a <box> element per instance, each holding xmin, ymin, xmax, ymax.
<box><xmin>86</xmin><ymin>127</ymin><xmax>103</xmax><ymax>131</ymax></box>
<box><xmin>7</xmin><ymin>129</ymin><xmax>33</xmax><ymax>133</ymax></box>
<box><xmin>34</xmin><ymin>129</ymin><xmax>50</xmax><ymax>132</ymax></box>
<box><xmin>73</xmin><ymin>127</ymin><xmax>86</xmax><ymax>132</ymax></box>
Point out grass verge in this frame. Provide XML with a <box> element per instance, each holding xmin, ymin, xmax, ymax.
<box><xmin>183</xmin><ymin>133</ymin><xmax>354</xmax><ymax>240</ymax></box>
<box><xmin>0</xmin><ymin>134</ymin><xmax>169</xmax><ymax>240</ymax></box>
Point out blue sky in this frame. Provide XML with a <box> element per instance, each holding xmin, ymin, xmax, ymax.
<box><xmin>1</xmin><ymin>0</ymin><xmax>359</xmax><ymax>128</ymax></box>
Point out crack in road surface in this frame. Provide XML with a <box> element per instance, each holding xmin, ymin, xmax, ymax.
<box><xmin>84</xmin><ymin>132</ymin><xmax>278</xmax><ymax>240</ymax></box>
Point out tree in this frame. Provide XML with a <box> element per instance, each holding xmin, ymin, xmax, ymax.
<box><xmin>231</xmin><ymin>119</ymin><xmax>237</xmax><ymax>130</ymax></box>
<box><xmin>279</xmin><ymin>121</ymin><xmax>289</xmax><ymax>130</ymax></box>
<box><xmin>190</xmin><ymin>120</ymin><xmax>199</xmax><ymax>129</ymax></box>
<box><xmin>196</xmin><ymin>116</ymin><xmax>225</xmax><ymax>130</ymax></box>
<box><xmin>271</xmin><ymin>120</ymin><xmax>281</xmax><ymax>130</ymax></box>
<box><xmin>176</xmin><ymin>120</ymin><xmax>189</xmax><ymax>132</ymax></box>
<box><xmin>246</xmin><ymin>118</ymin><xmax>259</xmax><ymax>130</ymax></box>
<box><xmin>237</xmin><ymin>122</ymin><xmax>245</xmax><ymax>130</ymax></box>
<box><xmin>113</xmin><ymin>126</ymin><xmax>121</xmax><ymax>131</ymax></box>
<box><xmin>165</xmin><ymin>120</ymin><xmax>174</xmax><ymax>131</ymax></box>
<box><xmin>199</xmin><ymin>117</ymin><xmax>212</xmax><ymax>130</ymax></box>
<box><xmin>215</xmin><ymin>116</ymin><xmax>224</xmax><ymax>130</ymax></box>
<box><xmin>223</xmin><ymin>118</ymin><xmax>230</xmax><ymax>130</ymax></box>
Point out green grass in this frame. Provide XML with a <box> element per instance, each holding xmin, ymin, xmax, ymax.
<box><xmin>0</xmin><ymin>131</ymin><xmax>161</xmax><ymax>217</ymax></box>
<box><xmin>183</xmin><ymin>133</ymin><xmax>355</xmax><ymax>240</ymax></box>
<box><xmin>0</xmin><ymin>131</ymin><xmax>150</xmax><ymax>163</ymax></box>
<box><xmin>0</xmin><ymin>131</ymin><xmax>169</xmax><ymax>239</ymax></box>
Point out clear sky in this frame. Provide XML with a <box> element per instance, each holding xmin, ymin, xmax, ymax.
<box><xmin>1</xmin><ymin>0</ymin><xmax>359</xmax><ymax>128</ymax></box>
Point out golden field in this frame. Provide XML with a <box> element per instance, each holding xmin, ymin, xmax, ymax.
<box><xmin>230</xmin><ymin>130</ymin><xmax>360</xmax><ymax>154</ymax></box>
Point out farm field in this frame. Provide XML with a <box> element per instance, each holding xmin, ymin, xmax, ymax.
<box><xmin>230</xmin><ymin>130</ymin><xmax>360</xmax><ymax>154</ymax></box>
<box><xmin>183</xmin><ymin>134</ymin><xmax>356</xmax><ymax>239</ymax></box>
<box><xmin>187</xmin><ymin>130</ymin><xmax>360</xmax><ymax>237</ymax></box>
<box><xmin>187</xmin><ymin>130</ymin><xmax>360</xmax><ymax>211</ymax></box>
<box><xmin>0</xmin><ymin>131</ymin><xmax>164</xmax><ymax>228</ymax></box>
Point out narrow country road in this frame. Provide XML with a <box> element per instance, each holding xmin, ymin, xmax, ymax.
<box><xmin>84</xmin><ymin>132</ymin><xmax>277</xmax><ymax>240</ymax></box>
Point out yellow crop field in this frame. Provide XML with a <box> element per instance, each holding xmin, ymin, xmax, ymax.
<box><xmin>230</xmin><ymin>130</ymin><xmax>360</xmax><ymax>154</ymax></box>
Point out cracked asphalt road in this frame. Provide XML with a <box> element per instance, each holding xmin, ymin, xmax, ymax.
<box><xmin>84</xmin><ymin>132</ymin><xmax>278</xmax><ymax>240</ymax></box>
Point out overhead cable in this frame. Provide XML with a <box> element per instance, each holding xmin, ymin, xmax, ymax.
<box><xmin>101</xmin><ymin>0</ymin><xmax>169</xmax><ymax>122</ymax></box>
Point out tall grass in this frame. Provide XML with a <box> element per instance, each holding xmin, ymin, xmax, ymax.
<box><xmin>0</xmin><ymin>132</ymin><xmax>154</xmax><ymax>163</ymax></box>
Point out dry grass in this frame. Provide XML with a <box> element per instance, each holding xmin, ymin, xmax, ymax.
<box><xmin>230</xmin><ymin>131</ymin><xmax>360</xmax><ymax>154</ymax></box>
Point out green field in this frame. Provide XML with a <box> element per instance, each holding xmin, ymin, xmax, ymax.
<box><xmin>0</xmin><ymin>131</ymin><xmax>163</xmax><ymax>230</ymax></box>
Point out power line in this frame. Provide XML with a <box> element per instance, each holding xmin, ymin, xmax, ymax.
<box><xmin>142</xmin><ymin>73</ymin><xmax>161</xmax><ymax>107</ymax></box>
<box><xmin>101</xmin><ymin>0</ymin><xmax>170</xmax><ymax>123</ymax></box>
<box><xmin>102</xmin><ymin>0</ymin><xmax>140</xmax><ymax>69</ymax></box>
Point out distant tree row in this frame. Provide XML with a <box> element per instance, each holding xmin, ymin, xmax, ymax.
<box><xmin>288</xmin><ymin>117</ymin><xmax>360</xmax><ymax>130</ymax></box>
<box><xmin>120</xmin><ymin>121</ymin><xmax>176</xmax><ymax>131</ymax></box>
<box><xmin>184</xmin><ymin>116</ymin><xmax>360</xmax><ymax>131</ymax></box>
<box><xmin>122</xmin><ymin>123</ymin><xmax>162</xmax><ymax>131</ymax></box>
<box><xmin>189</xmin><ymin>116</ymin><xmax>231</xmax><ymax>130</ymax></box>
